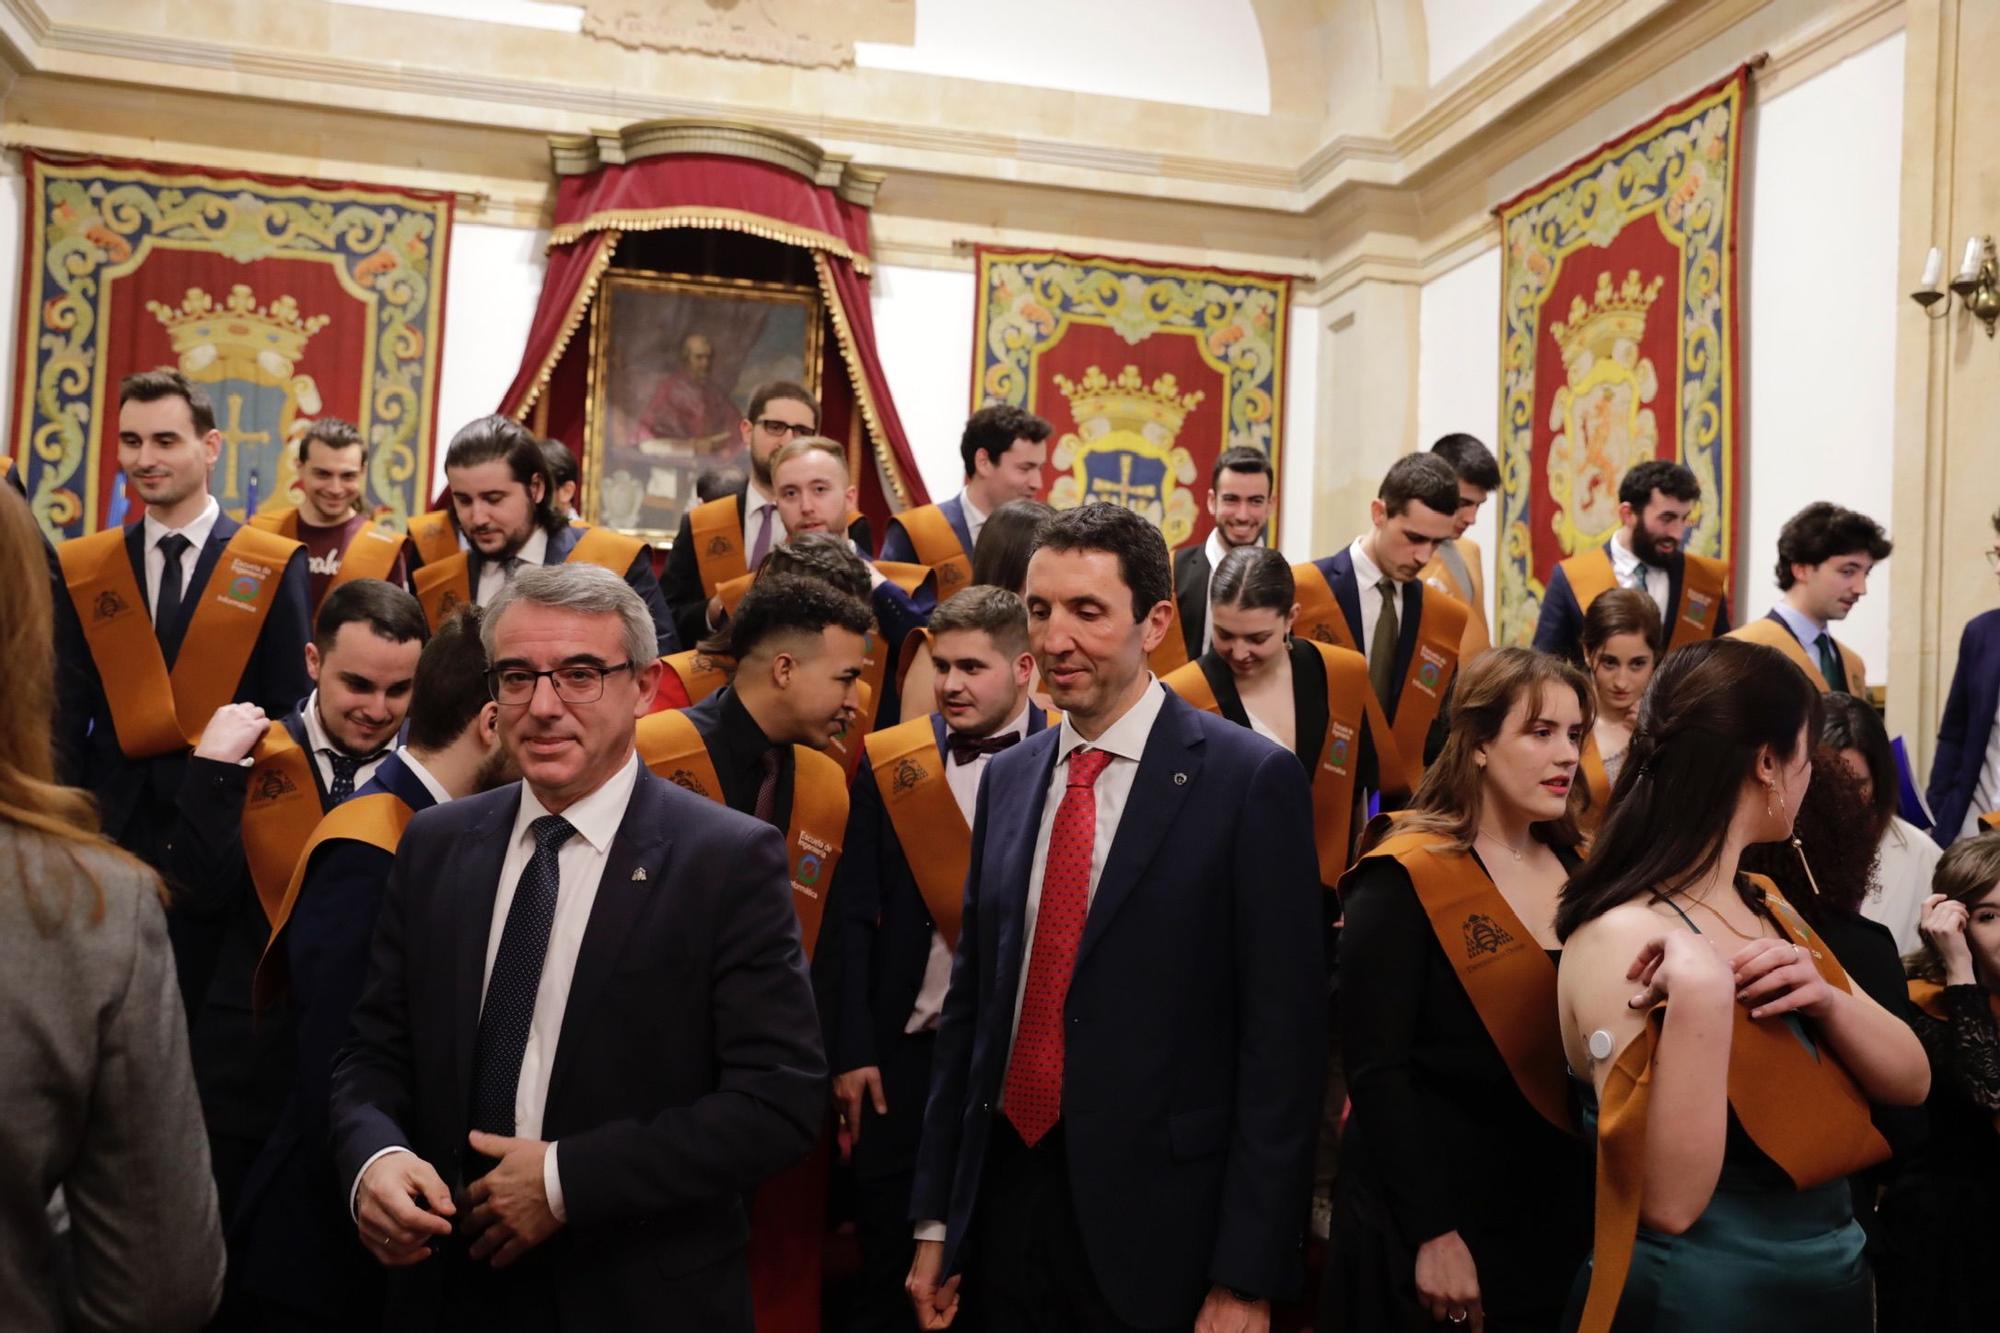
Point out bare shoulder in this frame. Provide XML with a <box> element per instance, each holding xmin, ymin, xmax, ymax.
<box><xmin>1563</xmin><ymin>899</ymin><xmax>1669</xmax><ymax>966</ymax></box>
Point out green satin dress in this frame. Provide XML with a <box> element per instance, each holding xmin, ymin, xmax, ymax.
<box><xmin>1563</xmin><ymin>907</ymin><xmax>1873</xmax><ymax>1332</ymax></box>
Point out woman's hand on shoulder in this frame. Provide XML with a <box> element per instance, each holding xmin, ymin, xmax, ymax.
<box><xmin>1729</xmin><ymin>937</ymin><xmax>1837</xmax><ymax>1022</ymax></box>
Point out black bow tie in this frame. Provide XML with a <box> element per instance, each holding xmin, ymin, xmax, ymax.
<box><xmin>947</xmin><ymin>730</ymin><xmax>1021</xmax><ymax>766</ymax></box>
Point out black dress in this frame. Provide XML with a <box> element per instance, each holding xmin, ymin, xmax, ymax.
<box><xmin>1322</xmin><ymin>848</ymin><xmax>1590</xmax><ymax>1333</ymax></box>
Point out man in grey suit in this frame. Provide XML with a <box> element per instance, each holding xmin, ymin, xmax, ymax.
<box><xmin>330</xmin><ymin>564</ymin><xmax>826</xmax><ymax>1331</ymax></box>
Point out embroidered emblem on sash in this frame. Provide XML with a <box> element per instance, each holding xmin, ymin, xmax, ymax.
<box><xmin>667</xmin><ymin>768</ymin><xmax>712</xmax><ymax>796</ymax></box>
<box><xmin>706</xmin><ymin>535</ymin><xmax>731</xmax><ymax>556</ymax></box>
<box><xmin>1308</xmin><ymin>624</ymin><xmax>1336</xmax><ymax>646</ymax></box>
<box><xmin>1415</xmin><ymin>645</ymin><xmax>1450</xmax><ymax>694</ymax></box>
<box><xmin>92</xmin><ymin>588</ymin><xmax>128</xmax><ymax>622</ymax></box>
<box><xmin>892</xmin><ymin>755</ymin><xmax>925</xmax><ymax>795</ymax></box>
<box><xmin>437</xmin><ymin>589</ymin><xmax>462</xmax><ymax>616</ymax></box>
<box><xmin>1684</xmin><ymin>591</ymin><xmax>1713</xmax><ymax>625</ymax></box>
<box><xmin>252</xmin><ymin>768</ymin><xmax>299</xmax><ymax>802</ymax></box>
<box><xmin>1463</xmin><ymin>912</ymin><xmax>1514</xmax><ymax>958</ymax></box>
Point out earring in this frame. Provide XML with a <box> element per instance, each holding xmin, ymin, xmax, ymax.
<box><xmin>1764</xmin><ymin>780</ymin><xmax>1776</xmax><ymax>818</ymax></box>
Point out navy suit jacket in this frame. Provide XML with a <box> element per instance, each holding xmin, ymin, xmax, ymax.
<box><xmin>826</xmin><ymin>708</ymin><xmax>1051</xmax><ymax>1079</ymax></box>
<box><xmin>329</xmin><ymin>767</ymin><xmax>826</xmax><ymax>1330</ymax></box>
<box><xmin>53</xmin><ymin>513</ymin><xmax>313</xmax><ymax>853</ymax></box>
<box><xmin>1530</xmin><ymin>538</ymin><xmax>1733</xmax><ymax>661</ymax></box>
<box><xmin>463</xmin><ymin>522</ymin><xmax>679</xmax><ymax>655</ymax></box>
<box><xmin>662</xmin><ymin>483</ymin><xmax>873</xmax><ymax>647</ymax></box>
<box><xmin>878</xmin><ymin>492</ymin><xmax>973</xmax><ymax>566</ymax></box>
<box><xmin>909</xmin><ymin>688</ymin><xmax>1326</xmax><ymax>1326</ymax></box>
<box><xmin>1312</xmin><ymin>548</ymin><xmax>1423</xmax><ymax>720</ymax></box>
<box><xmin>232</xmin><ymin>752</ymin><xmax>438</xmax><ymax>1319</ymax></box>
<box><xmin>1929</xmin><ymin>607</ymin><xmax>2000</xmax><ymax>845</ymax></box>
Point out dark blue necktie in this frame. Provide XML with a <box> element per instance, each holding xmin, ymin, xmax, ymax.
<box><xmin>154</xmin><ymin>533</ymin><xmax>190</xmax><ymax>644</ymax></box>
<box><xmin>470</xmin><ymin>814</ymin><xmax>577</xmax><ymax>1137</ymax></box>
<box><xmin>326</xmin><ymin>752</ymin><xmax>363</xmax><ymax>804</ymax></box>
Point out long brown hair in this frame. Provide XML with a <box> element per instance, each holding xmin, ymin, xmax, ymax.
<box><xmin>1367</xmin><ymin>646</ymin><xmax>1593</xmax><ymax>854</ymax></box>
<box><xmin>0</xmin><ymin>488</ymin><xmax>137</xmax><ymax>923</ymax></box>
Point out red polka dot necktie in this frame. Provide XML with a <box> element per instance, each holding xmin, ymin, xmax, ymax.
<box><xmin>1004</xmin><ymin>747</ymin><xmax>1113</xmax><ymax>1147</ymax></box>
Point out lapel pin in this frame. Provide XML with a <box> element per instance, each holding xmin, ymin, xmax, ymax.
<box><xmin>1173</xmin><ymin>772</ymin><xmax>1188</xmax><ymax>786</ymax></box>
<box><xmin>631</xmin><ymin>867</ymin><xmax>648</xmax><ymax>881</ymax></box>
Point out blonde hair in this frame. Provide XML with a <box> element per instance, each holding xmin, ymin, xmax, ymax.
<box><xmin>768</xmin><ymin>435</ymin><xmax>850</xmax><ymax>481</ymax></box>
<box><xmin>1907</xmin><ymin>832</ymin><xmax>2000</xmax><ymax>982</ymax></box>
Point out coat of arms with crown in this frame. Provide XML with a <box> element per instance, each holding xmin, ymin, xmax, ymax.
<box><xmin>1047</xmin><ymin>365</ymin><xmax>1204</xmax><ymax>547</ymax></box>
<box><xmin>147</xmin><ymin>284</ymin><xmax>331</xmax><ymax>521</ymax></box>
<box><xmin>1544</xmin><ymin>270</ymin><xmax>1666</xmax><ymax>555</ymax></box>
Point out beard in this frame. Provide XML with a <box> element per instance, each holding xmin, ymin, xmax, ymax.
<box><xmin>1632</xmin><ymin>520</ymin><xmax>1681</xmax><ymax>566</ymax></box>
<box><xmin>472</xmin><ymin>743</ymin><xmax>521</xmax><ymax>794</ymax></box>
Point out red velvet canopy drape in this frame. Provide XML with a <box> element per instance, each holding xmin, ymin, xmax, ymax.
<box><xmin>495</xmin><ymin>151</ymin><xmax>927</xmax><ymax>533</ymax></box>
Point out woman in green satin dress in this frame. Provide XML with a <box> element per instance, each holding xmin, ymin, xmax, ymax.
<box><xmin>1551</xmin><ymin>639</ymin><xmax>1931</xmax><ymax>1332</ymax></box>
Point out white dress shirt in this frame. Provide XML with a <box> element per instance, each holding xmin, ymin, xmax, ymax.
<box><xmin>903</xmin><ymin>700</ymin><xmax>1033</xmax><ymax>1036</ymax></box>
<box><xmin>299</xmin><ymin>688</ymin><xmax>396</xmax><ymax>794</ymax></box>
<box><xmin>349</xmin><ymin>752</ymin><xmax>640</xmax><ymax>1223</ymax></box>
<box><xmin>397</xmin><ymin>749</ymin><xmax>454</xmax><ymax>807</ymax></box>
<box><xmin>474</xmin><ymin>527</ymin><xmax>548</xmax><ymax>608</ymax></box>
<box><xmin>1198</xmin><ymin>528</ymin><xmax>1230</xmax><ymax>655</ymax></box>
<box><xmin>141</xmin><ymin>494</ymin><xmax>220</xmax><ymax>620</ymax></box>
<box><xmin>743</xmin><ymin>482</ymin><xmax>786</xmax><ymax>555</ymax></box>
<box><xmin>1769</xmin><ymin>599</ymin><xmax>1833</xmax><ymax>658</ymax></box>
<box><xmin>1607</xmin><ymin>531</ymin><xmax>1671</xmax><ymax>623</ymax></box>
<box><xmin>1962</xmin><ymin>695</ymin><xmax>2000</xmax><ymax>838</ymax></box>
<box><xmin>1348</xmin><ymin>537</ymin><xmax>1404</xmax><ymax>665</ymax></box>
<box><xmin>958</xmin><ymin>489</ymin><xmax>989</xmax><ymax>552</ymax></box>
<box><xmin>1863</xmin><ymin>817</ymin><xmax>1942</xmax><ymax>956</ymax></box>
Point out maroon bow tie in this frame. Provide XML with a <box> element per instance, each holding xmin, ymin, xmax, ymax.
<box><xmin>947</xmin><ymin>730</ymin><xmax>1021</xmax><ymax>766</ymax></box>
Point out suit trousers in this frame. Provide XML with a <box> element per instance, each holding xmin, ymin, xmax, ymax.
<box><xmin>849</xmin><ymin>1031</ymin><xmax>936</xmax><ymax>1333</ymax></box>
<box><xmin>965</xmin><ymin>1120</ymin><xmax>1172</xmax><ymax>1333</ymax></box>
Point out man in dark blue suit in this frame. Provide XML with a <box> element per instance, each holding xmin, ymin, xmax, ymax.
<box><xmin>827</xmin><ymin>585</ymin><xmax>1048</xmax><ymax>1331</ymax></box>
<box><xmin>233</xmin><ymin>603</ymin><xmax>514</xmax><ymax>1330</ymax></box>
<box><xmin>879</xmin><ymin>405</ymin><xmax>1050</xmax><ymax>595</ymax></box>
<box><xmin>1929</xmin><ymin>512</ymin><xmax>2000</xmax><ymax>844</ymax></box>
<box><xmin>332</xmin><ymin>564</ymin><xmax>824</xmax><ymax>1331</ymax></box>
<box><xmin>53</xmin><ymin>369</ymin><xmax>313</xmax><ymax>866</ymax></box>
<box><xmin>907</xmin><ymin>503</ymin><xmax>1325</xmax><ymax>1333</ymax></box>
<box><xmin>411</xmin><ymin>415</ymin><xmax>678</xmax><ymax>652</ymax></box>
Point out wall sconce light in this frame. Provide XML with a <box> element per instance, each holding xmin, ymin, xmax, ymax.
<box><xmin>1912</xmin><ymin>235</ymin><xmax>2000</xmax><ymax>337</ymax></box>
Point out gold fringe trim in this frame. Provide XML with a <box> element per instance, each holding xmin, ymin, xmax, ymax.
<box><xmin>511</xmin><ymin>231</ymin><xmax>622</xmax><ymax>422</ymax></box>
<box><xmin>816</xmin><ymin>250</ymin><xmax>910</xmax><ymax>509</ymax></box>
<box><xmin>548</xmin><ymin>208</ymin><xmax>872</xmax><ymax>275</ymax></box>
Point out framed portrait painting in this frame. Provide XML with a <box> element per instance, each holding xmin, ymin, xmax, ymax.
<box><xmin>585</xmin><ymin>269</ymin><xmax>822</xmax><ymax>544</ymax></box>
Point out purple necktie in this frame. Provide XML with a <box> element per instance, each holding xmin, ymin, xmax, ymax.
<box><xmin>749</xmin><ymin>503</ymin><xmax>775</xmax><ymax>569</ymax></box>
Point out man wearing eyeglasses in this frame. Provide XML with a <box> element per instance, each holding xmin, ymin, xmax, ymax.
<box><xmin>332</xmin><ymin>563</ymin><xmax>826</xmax><ymax>1331</ymax></box>
<box><xmin>1929</xmin><ymin>506</ymin><xmax>2000</xmax><ymax>844</ymax></box>
<box><xmin>661</xmin><ymin>382</ymin><xmax>871</xmax><ymax>650</ymax></box>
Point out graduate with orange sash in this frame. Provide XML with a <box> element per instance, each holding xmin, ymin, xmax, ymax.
<box><xmin>822</xmin><ymin>586</ymin><xmax>1051</xmax><ymax>1333</ymax></box>
<box><xmin>1293</xmin><ymin>453</ymin><xmax>1470</xmax><ymax>800</ymax></box>
<box><xmin>1531</xmin><ymin>459</ymin><xmax>1731</xmax><ymax>665</ymax></box>
<box><xmin>1322</xmin><ymin>649</ymin><xmax>1594</xmax><ymax>1333</ymax></box>
<box><xmin>634</xmin><ymin>572</ymin><xmax>870</xmax><ymax>1333</ymax></box>
<box><xmin>160</xmin><ymin>581</ymin><xmax>426</xmax><ymax>1324</ymax></box>
<box><xmin>248</xmin><ymin>417</ymin><xmax>407</xmax><ymax>610</ymax></box>
<box><xmin>1416</xmin><ymin>433</ymin><xmax>1502</xmax><ymax>667</ymax></box>
<box><xmin>1555</xmin><ymin>640</ymin><xmax>1928</xmax><ymax>1333</ymax></box>
<box><xmin>53</xmin><ymin>370</ymin><xmax>314</xmax><ymax>867</ymax></box>
<box><xmin>1725</xmin><ymin>501</ymin><xmax>1889</xmax><ymax>695</ymax></box>
<box><xmin>230</xmin><ymin>605</ymin><xmax>514</xmax><ymax>1332</ymax></box>
<box><xmin>411</xmin><ymin>415</ymin><xmax>677</xmax><ymax>651</ymax></box>
<box><xmin>659</xmin><ymin>381</ymin><xmax>871</xmax><ymax>650</ymax></box>
<box><xmin>1162</xmin><ymin>546</ymin><xmax>1377</xmax><ymax>885</ymax></box>
<box><xmin>1577</xmin><ymin>589</ymin><xmax>1661</xmax><ymax>838</ymax></box>
<box><xmin>879</xmin><ymin>404</ymin><xmax>1050</xmax><ymax>604</ymax></box>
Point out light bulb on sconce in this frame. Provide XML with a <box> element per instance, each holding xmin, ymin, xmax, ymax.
<box><xmin>1913</xmin><ymin>234</ymin><xmax>2000</xmax><ymax>336</ymax></box>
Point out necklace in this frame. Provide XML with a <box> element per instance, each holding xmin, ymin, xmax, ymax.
<box><xmin>1477</xmin><ymin>828</ymin><xmax>1531</xmax><ymax>862</ymax></box>
<box><xmin>1676</xmin><ymin>891</ymin><xmax>1770</xmax><ymax>944</ymax></box>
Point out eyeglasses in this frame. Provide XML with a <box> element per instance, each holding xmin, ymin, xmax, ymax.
<box><xmin>756</xmin><ymin>418</ymin><xmax>817</xmax><ymax>439</ymax></box>
<box><xmin>487</xmin><ymin>662</ymin><xmax>635</xmax><ymax>705</ymax></box>
<box><xmin>1986</xmin><ymin>547</ymin><xmax>2000</xmax><ymax>573</ymax></box>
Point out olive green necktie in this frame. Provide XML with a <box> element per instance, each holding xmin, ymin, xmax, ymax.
<box><xmin>1370</xmin><ymin>577</ymin><xmax>1399</xmax><ymax>708</ymax></box>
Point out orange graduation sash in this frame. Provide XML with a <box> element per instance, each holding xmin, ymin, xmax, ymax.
<box><xmin>1980</xmin><ymin>811</ymin><xmax>2000</xmax><ymax>833</ymax></box>
<box><xmin>1577</xmin><ymin>875</ymin><xmax>1890</xmax><ymax>1332</ymax></box>
<box><xmin>240</xmin><ymin>726</ymin><xmax>328</xmax><ymax>930</ymax></box>
<box><xmin>1351</xmin><ymin>829</ymin><xmax>1574</xmax><ymax>1133</ymax></box>
<box><xmin>1577</xmin><ymin>731</ymin><xmax>1614</xmax><ymax>837</ymax></box>
<box><xmin>635</xmin><ymin>710</ymin><xmax>847</xmax><ymax>957</ymax></box>
<box><xmin>896</xmin><ymin>626</ymin><xmax>933</xmax><ymax>703</ymax></box>
<box><xmin>415</xmin><ymin>525</ymin><xmax>648</xmax><ymax>629</ymax></box>
<box><xmin>1562</xmin><ymin>546</ymin><xmax>1728</xmax><ymax>653</ymax></box>
<box><xmin>567</xmin><ymin>524</ymin><xmax>648</xmax><ymax>575</ymax></box>
<box><xmin>252</xmin><ymin>506</ymin><xmax>403</xmax><ymax>594</ymax></box>
<box><xmin>1420</xmin><ymin>536</ymin><xmax>1492</xmax><ymax>663</ymax></box>
<box><xmin>1726</xmin><ymin>616</ymin><xmax>1868</xmax><ymax>694</ymax></box>
<box><xmin>688</xmin><ymin>494</ymin><xmax>748</xmax><ymax>597</ymax></box>
<box><xmin>867</xmin><ymin>717</ymin><xmax>973</xmax><ymax>950</ymax></box>
<box><xmin>405</xmin><ymin>510</ymin><xmax>459</xmax><ymax>567</ymax></box>
<box><xmin>661</xmin><ymin>649</ymin><xmax>735</xmax><ymax>706</ymax></box>
<box><xmin>1163</xmin><ymin>643</ymin><xmax>1371</xmax><ymax>885</ymax></box>
<box><xmin>896</xmin><ymin>504</ymin><xmax>973</xmax><ymax>599</ymax></box>
<box><xmin>58</xmin><ymin>523</ymin><xmax>301</xmax><ymax>759</ymax></box>
<box><xmin>1292</xmin><ymin>560</ymin><xmax>1465</xmax><ymax>796</ymax></box>
<box><xmin>253</xmin><ymin>789</ymin><xmax>415</xmax><ymax>1007</ymax></box>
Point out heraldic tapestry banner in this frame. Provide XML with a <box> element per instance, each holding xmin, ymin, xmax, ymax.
<box><xmin>972</xmin><ymin>248</ymin><xmax>1289</xmax><ymax>550</ymax></box>
<box><xmin>1493</xmin><ymin>67</ymin><xmax>1749</xmax><ymax>645</ymax></box>
<box><xmin>12</xmin><ymin>152</ymin><xmax>452</xmax><ymax>540</ymax></box>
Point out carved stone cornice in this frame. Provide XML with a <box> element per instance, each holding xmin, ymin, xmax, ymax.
<box><xmin>548</xmin><ymin>117</ymin><xmax>882</xmax><ymax>205</ymax></box>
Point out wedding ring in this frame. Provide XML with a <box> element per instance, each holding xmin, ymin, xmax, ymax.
<box><xmin>1449</xmin><ymin>1312</ymin><xmax>1469</xmax><ymax>1325</ymax></box>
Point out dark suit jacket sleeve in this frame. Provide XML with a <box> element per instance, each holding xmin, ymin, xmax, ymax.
<box><xmin>827</xmin><ymin>758</ymin><xmax>888</xmax><ymax>1074</ymax></box>
<box><xmin>246</xmin><ymin>549</ymin><xmax>313</xmax><ymax>715</ymax></box>
<box><xmin>163</xmin><ymin>756</ymin><xmax>254</xmax><ymax>917</ymax></box>
<box><xmin>660</xmin><ymin>508</ymin><xmax>711</xmax><ymax>650</ymax></box>
<box><xmin>329</xmin><ymin>825</ymin><xmax>425</xmax><ymax>1188</ymax></box>
<box><xmin>286</xmin><ymin>841</ymin><xmax>396</xmax><ymax>1171</ymax></box>
<box><xmin>1529</xmin><ymin>564</ymin><xmax>1580</xmax><ymax>659</ymax></box>
<box><xmin>1713</xmin><ymin>589</ymin><xmax>1733</xmax><ymax>634</ymax></box>
<box><xmin>849</xmin><ymin>513</ymin><xmax>874</xmax><ymax>557</ymax></box>
<box><xmin>623</xmin><ymin>546</ymin><xmax>681</xmax><ymax>655</ymax></box>
<box><xmin>909</xmin><ymin>772</ymin><xmax>990</xmax><ymax>1228</ymax></box>
<box><xmin>51</xmin><ymin>557</ymin><xmax>94</xmax><ymax>787</ymax></box>
<box><xmin>1928</xmin><ymin>617</ymin><xmax>1982</xmax><ymax>843</ymax></box>
<box><xmin>878</xmin><ymin>518</ymin><xmax>917</xmax><ymax>565</ymax></box>
<box><xmin>1208</xmin><ymin>745</ymin><xmax>1328</xmax><ymax>1297</ymax></box>
<box><xmin>556</xmin><ymin>819</ymin><xmax>826</xmax><ymax>1226</ymax></box>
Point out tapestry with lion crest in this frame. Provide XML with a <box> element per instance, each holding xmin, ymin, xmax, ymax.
<box><xmin>972</xmin><ymin>247</ymin><xmax>1289</xmax><ymax>550</ymax></box>
<box><xmin>11</xmin><ymin>152</ymin><xmax>452</xmax><ymax>540</ymax></box>
<box><xmin>1493</xmin><ymin>67</ymin><xmax>1750</xmax><ymax>645</ymax></box>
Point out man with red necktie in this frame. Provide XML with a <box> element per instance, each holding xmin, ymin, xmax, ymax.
<box><xmin>905</xmin><ymin>503</ymin><xmax>1326</xmax><ymax>1333</ymax></box>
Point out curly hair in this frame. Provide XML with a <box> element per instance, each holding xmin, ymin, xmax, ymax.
<box><xmin>1740</xmin><ymin>749</ymin><xmax>1880</xmax><ymax>925</ymax></box>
